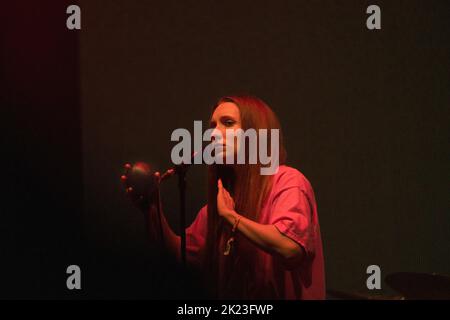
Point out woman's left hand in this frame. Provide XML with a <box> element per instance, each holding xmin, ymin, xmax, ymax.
<box><xmin>217</xmin><ymin>178</ymin><xmax>236</xmax><ymax>218</ymax></box>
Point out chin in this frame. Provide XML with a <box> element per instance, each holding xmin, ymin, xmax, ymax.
<box><xmin>214</xmin><ymin>151</ymin><xmax>235</xmax><ymax>165</ymax></box>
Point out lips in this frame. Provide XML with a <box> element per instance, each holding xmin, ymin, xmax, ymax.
<box><xmin>211</xmin><ymin>143</ymin><xmax>231</xmax><ymax>158</ymax></box>
<box><xmin>212</xmin><ymin>142</ymin><xmax>228</xmax><ymax>149</ymax></box>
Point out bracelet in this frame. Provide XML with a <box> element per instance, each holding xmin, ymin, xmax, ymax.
<box><xmin>224</xmin><ymin>215</ymin><xmax>241</xmax><ymax>256</ymax></box>
<box><xmin>232</xmin><ymin>215</ymin><xmax>241</xmax><ymax>232</ymax></box>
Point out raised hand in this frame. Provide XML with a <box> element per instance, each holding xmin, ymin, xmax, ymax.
<box><xmin>217</xmin><ymin>178</ymin><xmax>236</xmax><ymax>218</ymax></box>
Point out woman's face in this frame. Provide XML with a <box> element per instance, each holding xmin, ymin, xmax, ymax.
<box><xmin>210</xmin><ymin>102</ymin><xmax>242</xmax><ymax>161</ymax></box>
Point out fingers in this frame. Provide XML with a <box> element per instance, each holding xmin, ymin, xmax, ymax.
<box><xmin>217</xmin><ymin>179</ymin><xmax>225</xmax><ymax>199</ymax></box>
<box><xmin>221</xmin><ymin>183</ymin><xmax>231</xmax><ymax>198</ymax></box>
<box><xmin>218</xmin><ymin>178</ymin><xmax>229</xmax><ymax>193</ymax></box>
<box><xmin>217</xmin><ymin>179</ymin><xmax>226</xmax><ymax>201</ymax></box>
<box><xmin>121</xmin><ymin>163</ymin><xmax>135</xmax><ymax>197</ymax></box>
<box><xmin>217</xmin><ymin>178</ymin><xmax>234</xmax><ymax>208</ymax></box>
<box><xmin>154</xmin><ymin>171</ymin><xmax>161</xmax><ymax>184</ymax></box>
<box><xmin>120</xmin><ymin>174</ymin><xmax>128</xmax><ymax>186</ymax></box>
<box><xmin>218</xmin><ymin>178</ymin><xmax>233</xmax><ymax>197</ymax></box>
<box><xmin>123</xmin><ymin>163</ymin><xmax>132</xmax><ymax>187</ymax></box>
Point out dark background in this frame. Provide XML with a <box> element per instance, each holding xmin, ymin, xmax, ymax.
<box><xmin>2</xmin><ymin>0</ymin><xmax>449</xmax><ymax>299</ymax></box>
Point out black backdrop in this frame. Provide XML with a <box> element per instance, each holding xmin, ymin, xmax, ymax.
<box><xmin>2</xmin><ymin>0</ymin><xmax>449</xmax><ymax>299</ymax></box>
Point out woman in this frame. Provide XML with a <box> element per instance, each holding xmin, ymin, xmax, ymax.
<box><xmin>124</xmin><ymin>95</ymin><xmax>325</xmax><ymax>299</ymax></box>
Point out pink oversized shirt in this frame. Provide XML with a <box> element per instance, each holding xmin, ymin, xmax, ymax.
<box><xmin>186</xmin><ymin>165</ymin><xmax>325</xmax><ymax>299</ymax></box>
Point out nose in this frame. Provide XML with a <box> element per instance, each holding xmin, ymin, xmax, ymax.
<box><xmin>210</xmin><ymin>126</ymin><xmax>224</xmax><ymax>143</ymax></box>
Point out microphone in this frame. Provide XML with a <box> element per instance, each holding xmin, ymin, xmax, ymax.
<box><xmin>121</xmin><ymin>151</ymin><xmax>200</xmax><ymax>264</ymax></box>
<box><xmin>121</xmin><ymin>162</ymin><xmax>159</xmax><ymax>206</ymax></box>
<box><xmin>121</xmin><ymin>151</ymin><xmax>199</xmax><ymax>202</ymax></box>
<box><xmin>160</xmin><ymin>150</ymin><xmax>199</xmax><ymax>181</ymax></box>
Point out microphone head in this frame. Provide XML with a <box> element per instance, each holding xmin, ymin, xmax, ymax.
<box><xmin>125</xmin><ymin>162</ymin><xmax>158</xmax><ymax>199</ymax></box>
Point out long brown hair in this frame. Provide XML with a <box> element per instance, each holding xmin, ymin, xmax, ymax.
<box><xmin>202</xmin><ymin>95</ymin><xmax>287</xmax><ymax>298</ymax></box>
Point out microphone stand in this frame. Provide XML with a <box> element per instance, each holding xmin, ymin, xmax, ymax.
<box><xmin>160</xmin><ymin>163</ymin><xmax>189</xmax><ymax>267</ymax></box>
<box><xmin>157</xmin><ymin>152</ymin><xmax>197</xmax><ymax>267</ymax></box>
<box><xmin>123</xmin><ymin>158</ymin><xmax>193</xmax><ymax>268</ymax></box>
<box><xmin>177</xmin><ymin>166</ymin><xmax>187</xmax><ymax>266</ymax></box>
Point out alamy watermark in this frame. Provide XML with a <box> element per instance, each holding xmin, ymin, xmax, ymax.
<box><xmin>366</xmin><ymin>265</ymin><xmax>381</xmax><ymax>290</ymax></box>
<box><xmin>171</xmin><ymin>121</ymin><xmax>280</xmax><ymax>175</ymax></box>
<box><xmin>66</xmin><ymin>265</ymin><xmax>81</xmax><ymax>290</ymax></box>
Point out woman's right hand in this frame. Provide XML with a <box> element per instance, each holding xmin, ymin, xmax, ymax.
<box><xmin>120</xmin><ymin>163</ymin><xmax>161</xmax><ymax>212</ymax></box>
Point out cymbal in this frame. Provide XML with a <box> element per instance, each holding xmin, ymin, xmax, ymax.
<box><xmin>327</xmin><ymin>289</ymin><xmax>404</xmax><ymax>300</ymax></box>
<box><xmin>385</xmin><ymin>272</ymin><xmax>450</xmax><ymax>300</ymax></box>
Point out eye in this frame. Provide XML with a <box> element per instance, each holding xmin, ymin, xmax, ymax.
<box><xmin>223</xmin><ymin>119</ymin><xmax>235</xmax><ymax>127</ymax></box>
<box><xmin>209</xmin><ymin>121</ymin><xmax>217</xmax><ymax>128</ymax></box>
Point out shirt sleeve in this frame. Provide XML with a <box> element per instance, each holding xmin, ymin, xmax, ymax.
<box><xmin>269</xmin><ymin>171</ymin><xmax>316</xmax><ymax>260</ymax></box>
<box><xmin>186</xmin><ymin>205</ymin><xmax>208</xmax><ymax>267</ymax></box>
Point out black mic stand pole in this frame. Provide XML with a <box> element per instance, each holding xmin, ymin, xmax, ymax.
<box><xmin>158</xmin><ymin>151</ymin><xmax>198</xmax><ymax>267</ymax></box>
<box><xmin>177</xmin><ymin>165</ymin><xmax>187</xmax><ymax>267</ymax></box>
